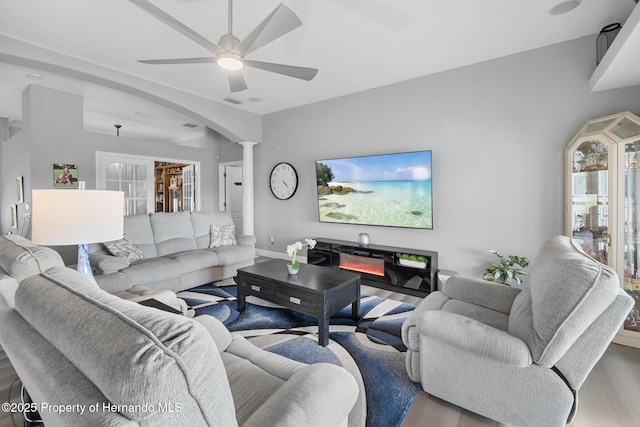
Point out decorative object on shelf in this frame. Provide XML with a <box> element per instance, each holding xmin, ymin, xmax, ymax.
<box><xmin>482</xmin><ymin>250</ymin><xmax>529</xmax><ymax>285</ymax></box>
<box><xmin>286</xmin><ymin>238</ymin><xmax>316</xmax><ymax>274</ymax></box>
<box><xmin>270</xmin><ymin>162</ymin><xmax>298</xmax><ymax>200</ymax></box>
<box><xmin>31</xmin><ymin>188</ymin><xmax>124</xmax><ymax>286</ymax></box>
<box><xmin>10</xmin><ymin>204</ymin><xmax>17</xmax><ymax>229</ymax></box>
<box><xmin>168</xmin><ymin>177</ymin><xmax>181</xmax><ymax>190</ymax></box>
<box><xmin>398</xmin><ymin>254</ymin><xmax>428</xmax><ymax>269</ymax></box>
<box><xmin>358</xmin><ymin>232</ymin><xmax>370</xmax><ymax>246</ymax></box>
<box><xmin>16</xmin><ymin>176</ymin><xmax>23</xmax><ymax>203</ymax></box>
<box><xmin>596</xmin><ymin>23</ymin><xmax>622</xmax><ymax>65</ymax></box>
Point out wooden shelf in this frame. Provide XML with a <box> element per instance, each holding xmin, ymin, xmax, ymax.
<box><xmin>155</xmin><ymin>162</ymin><xmax>189</xmax><ymax>212</ymax></box>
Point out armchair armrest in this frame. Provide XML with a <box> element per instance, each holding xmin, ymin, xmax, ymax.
<box><xmin>243</xmin><ymin>363</ymin><xmax>359</xmax><ymax>427</ymax></box>
<box><xmin>444</xmin><ymin>276</ymin><xmax>521</xmax><ymax>314</ymax></box>
<box><xmin>417</xmin><ymin>310</ymin><xmax>532</xmax><ymax>367</ymax></box>
<box><xmin>236</xmin><ymin>234</ymin><xmax>257</xmax><ymax>246</ymax></box>
<box><xmin>194</xmin><ymin>315</ymin><xmax>233</xmax><ymax>352</ymax></box>
<box><xmin>90</xmin><ymin>252</ymin><xmax>130</xmax><ymax>274</ymax></box>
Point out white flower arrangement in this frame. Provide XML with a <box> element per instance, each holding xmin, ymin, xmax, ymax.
<box><xmin>287</xmin><ymin>238</ymin><xmax>317</xmax><ymax>269</ymax></box>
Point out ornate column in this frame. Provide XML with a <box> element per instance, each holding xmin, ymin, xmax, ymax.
<box><xmin>239</xmin><ymin>141</ymin><xmax>257</xmax><ymax>236</ymax></box>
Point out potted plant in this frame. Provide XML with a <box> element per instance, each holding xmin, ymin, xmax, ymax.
<box><xmin>482</xmin><ymin>250</ymin><xmax>529</xmax><ymax>285</ymax></box>
<box><xmin>286</xmin><ymin>238</ymin><xmax>317</xmax><ymax>274</ymax></box>
<box><xmin>398</xmin><ymin>254</ymin><xmax>428</xmax><ymax>269</ymax></box>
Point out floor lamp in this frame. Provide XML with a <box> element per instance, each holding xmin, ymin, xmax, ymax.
<box><xmin>31</xmin><ymin>188</ymin><xmax>124</xmax><ymax>286</ymax></box>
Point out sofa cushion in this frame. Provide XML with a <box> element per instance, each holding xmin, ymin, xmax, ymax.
<box><xmin>0</xmin><ymin>235</ymin><xmax>64</xmax><ymax>280</ymax></box>
<box><xmin>210</xmin><ymin>224</ymin><xmax>237</xmax><ymax>248</ymax></box>
<box><xmin>509</xmin><ymin>236</ymin><xmax>621</xmax><ymax>366</ymax></box>
<box><xmin>150</xmin><ymin>212</ymin><xmax>198</xmax><ymax>256</ymax></box>
<box><xmin>104</xmin><ymin>233</ymin><xmax>144</xmax><ymax>263</ymax></box>
<box><xmin>191</xmin><ymin>211</ymin><xmax>235</xmax><ymax>249</ymax></box>
<box><xmin>123</xmin><ymin>214</ymin><xmax>157</xmax><ymax>258</ymax></box>
<box><xmin>14</xmin><ymin>267</ymin><xmax>237</xmax><ymax>425</ymax></box>
<box><xmin>211</xmin><ymin>244</ymin><xmax>256</xmax><ymax>266</ymax></box>
<box><xmin>120</xmin><ymin>257</ymin><xmax>183</xmax><ymax>286</ymax></box>
<box><xmin>165</xmin><ymin>249</ymin><xmax>220</xmax><ymax>272</ymax></box>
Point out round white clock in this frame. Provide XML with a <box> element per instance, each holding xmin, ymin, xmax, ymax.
<box><xmin>270</xmin><ymin>162</ymin><xmax>298</xmax><ymax>200</ymax></box>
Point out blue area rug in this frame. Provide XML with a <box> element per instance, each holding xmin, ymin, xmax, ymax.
<box><xmin>178</xmin><ymin>282</ymin><xmax>420</xmax><ymax>427</ymax></box>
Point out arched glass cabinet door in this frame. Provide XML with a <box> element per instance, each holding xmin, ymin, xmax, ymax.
<box><xmin>566</xmin><ymin>134</ymin><xmax>614</xmax><ymax>265</ymax></box>
<box><xmin>566</xmin><ymin>111</ymin><xmax>640</xmax><ymax>347</ymax></box>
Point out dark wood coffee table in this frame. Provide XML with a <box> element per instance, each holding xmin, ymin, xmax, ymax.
<box><xmin>236</xmin><ymin>259</ymin><xmax>361</xmax><ymax>346</ymax></box>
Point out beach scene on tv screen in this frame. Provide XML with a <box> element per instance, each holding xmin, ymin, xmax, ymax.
<box><xmin>316</xmin><ymin>151</ymin><xmax>432</xmax><ymax>229</ymax></box>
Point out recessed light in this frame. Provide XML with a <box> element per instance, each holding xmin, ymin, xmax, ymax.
<box><xmin>134</xmin><ymin>111</ymin><xmax>152</xmax><ymax>117</ymax></box>
<box><xmin>26</xmin><ymin>72</ymin><xmax>44</xmax><ymax>80</ymax></box>
<box><xmin>549</xmin><ymin>0</ymin><xmax>582</xmax><ymax>16</ymax></box>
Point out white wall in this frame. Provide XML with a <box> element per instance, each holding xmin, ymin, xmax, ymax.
<box><xmin>257</xmin><ymin>35</ymin><xmax>640</xmax><ymax>277</ymax></box>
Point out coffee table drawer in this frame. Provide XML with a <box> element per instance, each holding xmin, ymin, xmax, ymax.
<box><xmin>276</xmin><ymin>287</ymin><xmax>320</xmax><ymax>313</ymax></box>
<box><xmin>241</xmin><ymin>282</ymin><xmax>277</xmax><ymax>300</ymax></box>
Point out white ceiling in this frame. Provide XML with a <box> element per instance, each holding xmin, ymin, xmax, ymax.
<box><xmin>0</xmin><ymin>0</ymin><xmax>637</xmax><ymax>142</ymax></box>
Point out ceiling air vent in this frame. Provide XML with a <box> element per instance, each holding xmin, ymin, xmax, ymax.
<box><xmin>181</xmin><ymin>123</ymin><xmax>199</xmax><ymax>128</ymax></box>
<box><xmin>224</xmin><ymin>97</ymin><xmax>243</xmax><ymax>105</ymax></box>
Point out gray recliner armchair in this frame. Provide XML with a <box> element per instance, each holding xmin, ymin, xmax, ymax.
<box><xmin>402</xmin><ymin>236</ymin><xmax>634</xmax><ymax>427</ymax></box>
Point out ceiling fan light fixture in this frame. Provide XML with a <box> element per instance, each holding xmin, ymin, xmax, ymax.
<box><xmin>216</xmin><ymin>52</ymin><xmax>244</xmax><ymax>71</ymax></box>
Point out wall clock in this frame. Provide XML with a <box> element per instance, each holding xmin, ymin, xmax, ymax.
<box><xmin>270</xmin><ymin>162</ymin><xmax>298</xmax><ymax>200</ymax></box>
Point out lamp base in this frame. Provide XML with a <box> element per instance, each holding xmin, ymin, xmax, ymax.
<box><xmin>77</xmin><ymin>244</ymin><xmax>98</xmax><ymax>286</ymax></box>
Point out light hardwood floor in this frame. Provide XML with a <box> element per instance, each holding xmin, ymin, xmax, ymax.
<box><xmin>361</xmin><ymin>285</ymin><xmax>640</xmax><ymax>427</ymax></box>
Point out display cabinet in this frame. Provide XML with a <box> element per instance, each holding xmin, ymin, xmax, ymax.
<box><xmin>565</xmin><ymin>111</ymin><xmax>640</xmax><ymax>347</ymax></box>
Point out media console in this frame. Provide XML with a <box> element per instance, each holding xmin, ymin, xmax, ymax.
<box><xmin>307</xmin><ymin>238</ymin><xmax>438</xmax><ymax>296</ymax></box>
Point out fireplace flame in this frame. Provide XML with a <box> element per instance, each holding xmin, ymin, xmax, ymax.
<box><xmin>339</xmin><ymin>261</ymin><xmax>385</xmax><ymax>276</ymax></box>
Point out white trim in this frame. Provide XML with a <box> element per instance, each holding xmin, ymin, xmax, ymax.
<box><xmin>218</xmin><ymin>160</ymin><xmax>243</xmax><ymax>211</ymax></box>
<box><xmin>256</xmin><ymin>248</ymin><xmax>308</xmax><ymax>264</ymax></box>
<box><xmin>96</xmin><ymin>151</ymin><xmax>201</xmax><ymax>212</ymax></box>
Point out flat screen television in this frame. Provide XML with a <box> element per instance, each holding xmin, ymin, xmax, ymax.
<box><xmin>315</xmin><ymin>150</ymin><xmax>433</xmax><ymax>229</ymax></box>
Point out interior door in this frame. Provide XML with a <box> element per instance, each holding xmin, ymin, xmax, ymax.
<box><xmin>182</xmin><ymin>164</ymin><xmax>195</xmax><ymax>212</ymax></box>
<box><xmin>97</xmin><ymin>153</ymin><xmax>154</xmax><ymax>215</ymax></box>
<box><xmin>224</xmin><ymin>165</ymin><xmax>244</xmax><ymax>234</ymax></box>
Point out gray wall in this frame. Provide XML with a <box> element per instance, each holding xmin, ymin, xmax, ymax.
<box><xmin>0</xmin><ymin>125</ymin><xmax>29</xmax><ymax>236</ymax></box>
<box><xmin>0</xmin><ymin>85</ymin><xmax>224</xmax><ymax>238</ymax></box>
<box><xmin>257</xmin><ymin>35</ymin><xmax>640</xmax><ymax>277</ymax></box>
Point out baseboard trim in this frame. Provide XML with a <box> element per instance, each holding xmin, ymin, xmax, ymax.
<box><xmin>255</xmin><ymin>249</ymin><xmax>308</xmax><ymax>264</ymax></box>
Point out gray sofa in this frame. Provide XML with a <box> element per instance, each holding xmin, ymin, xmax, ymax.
<box><xmin>0</xmin><ymin>232</ymin><xmax>359</xmax><ymax>427</ymax></box>
<box><xmin>89</xmin><ymin>211</ymin><xmax>256</xmax><ymax>293</ymax></box>
<box><xmin>402</xmin><ymin>236</ymin><xmax>634</xmax><ymax>426</ymax></box>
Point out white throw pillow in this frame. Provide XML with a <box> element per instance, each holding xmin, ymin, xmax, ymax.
<box><xmin>209</xmin><ymin>224</ymin><xmax>237</xmax><ymax>248</ymax></box>
<box><xmin>104</xmin><ymin>233</ymin><xmax>144</xmax><ymax>263</ymax></box>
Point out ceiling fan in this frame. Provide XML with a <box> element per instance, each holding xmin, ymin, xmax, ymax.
<box><xmin>129</xmin><ymin>0</ymin><xmax>318</xmax><ymax>92</ymax></box>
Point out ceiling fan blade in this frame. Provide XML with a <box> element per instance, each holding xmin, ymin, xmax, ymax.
<box><xmin>244</xmin><ymin>60</ymin><xmax>318</xmax><ymax>81</ymax></box>
<box><xmin>233</xmin><ymin>3</ymin><xmax>302</xmax><ymax>56</ymax></box>
<box><xmin>228</xmin><ymin>71</ymin><xmax>248</xmax><ymax>92</ymax></box>
<box><xmin>129</xmin><ymin>0</ymin><xmax>223</xmax><ymax>55</ymax></box>
<box><xmin>138</xmin><ymin>57</ymin><xmax>215</xmax><ymax>65</ymax></box>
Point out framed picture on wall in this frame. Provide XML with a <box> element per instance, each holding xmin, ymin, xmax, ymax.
<box><xmin>53</xmin><ymin>163</ymin><xmax>78</xmax><ymax>188</ymax></box>
<box><xmin>10</xmin><ymin>205</ymin><xmax>17</xmax><ymax>229</ymax></box>
<box><xmin>16</xmin><ymin>176</ymin><xmax>23</xmax><ymax>202</ymax></box>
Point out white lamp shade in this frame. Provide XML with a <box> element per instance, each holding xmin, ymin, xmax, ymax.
<box><xmin>31</xmin><ymin>189</ymin><xmax>124</xmax><ymax>245</ymax></box>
